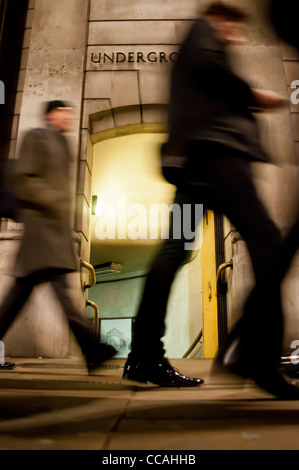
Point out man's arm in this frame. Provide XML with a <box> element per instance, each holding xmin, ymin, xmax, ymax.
<box><xmin>15</xmin><ymin>129</ymin><xmax>62</xmax><ymax>216</ymax></box>
<box><xmin>180</xmin><ymin>19</ymin><xmax>255</xmax><ymax>107</ymax></box>
<box><xmin>181</xmin><ymin>20</ymin><xmax>286</xmax><ymax>111</ymax></box>
<box><xmin>250</xmin><ymin>88</ymin><xmax>287</xmax><ymax>110</ymax></box>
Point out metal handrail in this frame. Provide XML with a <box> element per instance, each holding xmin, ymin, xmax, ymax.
<box><xmin>81</xmin><ymin>260</ymin><xmax>96</xmax><ymax>290</ymax></box>
<box><xmin>217</xmin><ymin>260</ymin><xmax>233</xmax><ymax>294</ymax></box>
<box><xmin>182</xmin><ymin>330</ymin><xmax>203</xmax><ymax>358</ymax></box>
<box><xmin>87</xmin><ymin>300</ymin><xmax>99</xmax><ymax>338</ymax></box>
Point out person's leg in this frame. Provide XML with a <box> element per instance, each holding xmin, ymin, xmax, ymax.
<box><xmin>237</xmin><ymin>215</ymin><xmax>299</xmax><ymax>372</ymax></box>
<box><xmin>204</xmin><ymin>153</ymin><xmax>299</xmax><ymax>397</ymax></box>
<box><xmin>50</xmin><ymin>274</ymin><xmax>116</xmax><ymax>370</ymax></box>
<box><xmin>0</xmin><ymin>277</ymin><xmax>34</xmax><ymax>340</ymax></box>
<box><xmin>130</xmin><ymin>190</ymin><xmax>199</xmax><ymax>360</ymax></box>
<box><xmin>124</xmin><ymin>189</ymin><xmax>204</xmax><ymax>386</ymax></box>
<box><xmin>183</xmin><ymin>142</ymin><xmax>284</xmax><ymax>370</ymax></box>
<box><xmin>216</xmin><ymin>158</ymin><xmax>283</xmax><ymax>369</ymax></box>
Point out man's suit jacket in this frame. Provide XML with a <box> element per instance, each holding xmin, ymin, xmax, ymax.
<box><xmin>13</xmin><ymin>126</ymin><xmax>78</xmax><ymax>278</ymax></box>
<box><xmin>271</xmin><ymin>0</ymin><xmax>299</xmax><ymax>50</ymax></box>
<box><xmin>162</xmin><ymin>17</ymin><xmax>267</xmax><ymax>175</ymax></box>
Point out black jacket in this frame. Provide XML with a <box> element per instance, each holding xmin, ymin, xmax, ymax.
<box><xmin>271</xmin><ymin>0</ymin><xmax>299</xmax><ymax>50</ymax></box>
<box><xmin>162</xmin><ymin>18</ymin><xmax>267</xmax><ymax>167</ymax></box>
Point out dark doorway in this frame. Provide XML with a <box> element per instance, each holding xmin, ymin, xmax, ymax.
<box><xmin>0</xmin><ymin>0</ymin><xmax>29</xmax><ymax>162</ymax></box>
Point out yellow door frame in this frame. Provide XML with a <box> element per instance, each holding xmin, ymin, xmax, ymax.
<box><xmin>88</xmin><ymin>123</ymin><xmax>220</xmax><ymax>359</ymax></box>
<box><xmin>201</xmin><ymin>210</ymin><xmax>218</xmax><ymax>358</ymax></box>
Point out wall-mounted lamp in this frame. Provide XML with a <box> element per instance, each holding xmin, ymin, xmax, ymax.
<box><xmin>92</xmin><ymin>195</ymin><xmax>102</xmax><ymax>216</ymax></box>
<box><xmin>94</xmin><ymin>262</ymin><xmax>123</xmax><ymax>278</ymax></box>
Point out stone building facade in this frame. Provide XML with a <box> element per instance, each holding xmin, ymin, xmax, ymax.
<box><xmin>1</xmin><ymin>0</ymin><xmax>299</xmax><ymax>359</ymax></box>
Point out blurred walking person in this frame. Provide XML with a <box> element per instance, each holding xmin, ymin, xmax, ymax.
<box><xmin>234</xmin><ymin>0</ymin><xmax>299</xmax><ymax>381</ymax></box>
<box><xmin>0</xmin><ymin>101</ymin><xmax>116</xmax><ymax>371</ymax></box>
<box><xmin>218</xmin><ymin>0</ymin><xmax>299</xmax><ymax>396</ymax></box>
<box><xmin>123</xmin><ymin>2</ymin><xmax>299</xmax><ymax>398</ymax></box>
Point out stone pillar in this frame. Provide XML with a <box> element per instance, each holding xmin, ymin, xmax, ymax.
<box><xmin>2</xmin><ymin>0</ymin><xmax>90</xmax><ymax>358</ymax></box>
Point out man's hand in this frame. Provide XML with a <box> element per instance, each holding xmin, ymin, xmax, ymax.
<box><xmin>251</xmin><ymin>89</ymin><xmax>287</xmax><ymax>109</ymax></box>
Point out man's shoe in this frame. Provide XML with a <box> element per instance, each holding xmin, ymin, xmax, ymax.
<box><xmin>87</xmin><ymin>343</ymin><xmax>117</xmax><ymax>373</ymax></box>
<box><xmin>213</xmin><ymin>339</ymin><xmax>299</xmax><ymax>400</ymax></box>
<box><xmin>251</xmin><ymin>368</ymin><xmax>299</xmax><ymax>400</ymax></box>
<box><xmin>123</xmin><ymin>356</ymin><xmax>204</xmax><ymax>387</ymax></box>
<box><xmin>0</xmin><ymin>362</ymin><xmax>15</xmax><ymax>370</ymax></box>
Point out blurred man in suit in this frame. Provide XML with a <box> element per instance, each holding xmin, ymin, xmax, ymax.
<box><xmin>223</xmin><ymin>0</ymin><xmax>299</xmax><ymax>394</ymax></box>
<box><xmin>0</xmin><ymin>101</ymin><xmax>116</xmax><ymax>371</ymax></box>
<box><xmin>240</xmin><ymin>0</ymin><xmax>299</xmax><ymax>381</ymax></box>
<box><xmin>123</xmin><ymin>2</ymin><xmax>299</xmax><ymax>398</ymax></box>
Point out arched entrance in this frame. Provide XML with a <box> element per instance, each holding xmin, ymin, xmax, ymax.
<box><xmin>80</xmin><ymin>113</ymin><xmax>219</xmax><ymax>359</ymax></box>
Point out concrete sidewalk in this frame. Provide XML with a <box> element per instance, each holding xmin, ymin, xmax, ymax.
<box><xmin>0</xmin><ymin>358</ymin><xmax>298</xmax><ymax>450</ymax></box>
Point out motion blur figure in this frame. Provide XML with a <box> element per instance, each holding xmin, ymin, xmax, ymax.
<box><xmin>238</xmin><ymin>0</ymin><xmax>299</xmax><ymax>381</ymax></box>
<box><xmin>0</xmin><ymin>101</ymin><xmax>116</xmax><ymax>372</ymax></box>
<box><xmin>228</xmin><ymin>0</ymin><xmax>299</xmax><ymax>393</ymax></box>
<box><xmin>123</xmin><ymin>2</ymin><xmax>299</xmax><ymax>397</ymax></box>
<box><xmin>222</xmin><ymin>0</ymin><xmax>299</xmax><ymax>396</ymax></box>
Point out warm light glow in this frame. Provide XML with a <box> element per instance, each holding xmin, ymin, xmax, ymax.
<box><xmin>96</xmin><ymin>197</ymin><xmax>104</xmax><ymax>216</ymax></box>
<box><xmin>91</xmin><ymin>133</ymin><xmax>176</xmax><ymax>245</ymax></box>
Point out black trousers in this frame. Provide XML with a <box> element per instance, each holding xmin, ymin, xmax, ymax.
<box><xmin>131</xmin><ymin>142</ymin><xmax>282</xmax><ymax>363</ymax></box>
<box><xmin>228</xmin><ymin>213</ymin><xmax>299</xmax><ymax>370</ymax></box>
<box><xmin>0</xmin><ymin>270</ymin><xmax>100</xmax><ymax>362</ymax></box>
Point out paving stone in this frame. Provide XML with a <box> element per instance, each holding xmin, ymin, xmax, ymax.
<box><xmin>108</xmin><ymin>419</ymin><xmax>299</xmax><ymax>450</ymax></box>
<box><xmin>0</xmin><ymin>358</ymin><xmax>298</xmax><ymax>450</ymax></box>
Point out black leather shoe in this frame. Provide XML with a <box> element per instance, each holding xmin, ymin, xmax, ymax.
<box><xmin>87</xmin><ymin>343</ymin><xmax>117</xmax><ymax>373</ymax></box>
<box><xmin>213</xmin><ymin>339</ymin><xmax>299</xmax><ymax>400</ymax></box>
<box><xmin>252</xmin><ymin>369</ymin><xmax>299</xmax><ymax>400</ymax></box>
<box><xmin>123</xmin><ymin>356</ymin><xmax>204</xmax><ymax>387</ymax></box>
<box><xmin>0</xmin><ymin>362</ymin><xmax>15</xmax><ymax>370</ymax></box>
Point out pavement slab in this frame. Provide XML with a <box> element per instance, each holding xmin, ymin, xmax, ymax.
<box><xmin>0</xmin><ymin>358</ymin><xmax>298</xmax><ymax>450</ymax></box>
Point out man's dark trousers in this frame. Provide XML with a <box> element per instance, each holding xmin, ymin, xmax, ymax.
<box><xmin>131</xmin><ymin>142</ymin><xmax>282</xmax><ymax>366</ymax></box>
<box><xmin>0</xmin><ymin>269</ymin><xmax>100</xmax><ymax>362</ymax></box>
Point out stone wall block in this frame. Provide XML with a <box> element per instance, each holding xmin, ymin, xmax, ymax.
<box><xmin>90</xmin><ymin>0</ymin><xmax>200</xmax><ymax>21</ymax></box>
<box><xmin>82</xmin><ymin>99</ymin><xmax>112</xmax><ymax>129</ymax></box>
<box><xmin>90</xmin><ymin>109</ymin><xmax>115</xmax><ymax>135</ymax></box>
<box><xmin>291</xmin><ymin>114</ymin><xmax>299</xmax><ymax>141</ymax></box>
<box><xmin>23</xmin><ymin>29</ymin><xmax>32</xmax><ymax>48</ymax></box>
<box><xmin>76</xmin><ymin>195</ymin><xmax>91</xmax><ymax>242</ymax></box>
<box><xmin>78</xmin><ymin>161</ymin><xmax>92</xmax><ymax>207</ymax></box>
<box><xmin>30</xmin><ymin>0</ymin><xmax>88</xmax><ymax>50</ymax></box>
<box><xmin>113</xmin><ymin>105</ymin><xmax>141</xmax><ymax>127</ymax></box>
<box><xmin>138</xmin><ymin>69</ymin><xmax>170</xmax><ymax>104</ymax></box>
<box><xmin>80</xmin><ymin>129</ymin><xmax>94</xmax><ymax>173</ymax></box>
<box><xmin>142</xmin><ymin>104</ymin><xmax>168</xmax><ymax>123</ymax></box>
<box><xmin>281</xmin><ymin>43</ymin><xmax>299</xmax><ymax>61</ymax></box>
<box><xmin>284</xmin><ymin>62</ymin><xmax>299</xmax><ymax>86</ymax></box>
<box><xmin>89</xmin><ymin>20</ymin><xmax>183</xmax><ymax>45</ymax></box>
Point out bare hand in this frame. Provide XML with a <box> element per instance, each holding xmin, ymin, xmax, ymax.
<box><xmin>251</xmin><ymin>89</ymin><xmax>287</xmax><ymax>109</ymax></box>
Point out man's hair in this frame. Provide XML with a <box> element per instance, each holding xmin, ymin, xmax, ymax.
<box><xmin>202</xmin><ymin>2</ymin><xmax>249</xmax><ymax>22</ymax></box>
<box><xmin>44</xmin><ymin>100</ymin><xmax>70</xmax><ymax>115</ymax></box>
